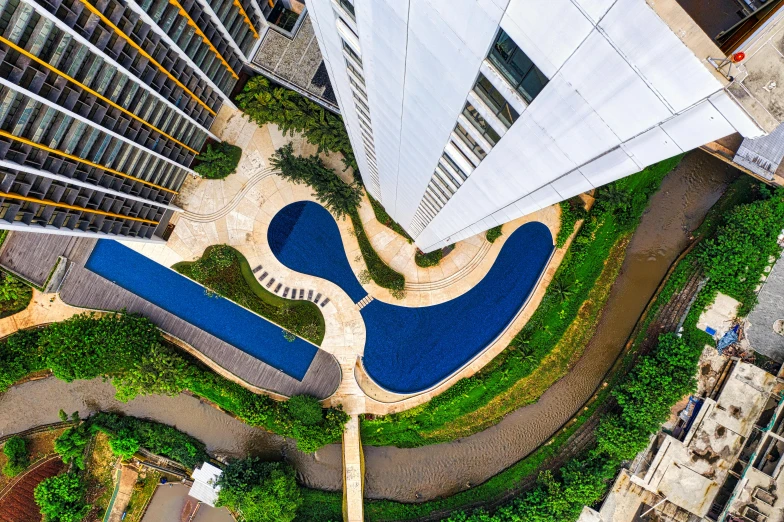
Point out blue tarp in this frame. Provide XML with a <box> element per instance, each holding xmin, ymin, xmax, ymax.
<box><xmin>717</xmin><ymin>324</ymin><xmax>740</xmax><ymax>353</ymax></box>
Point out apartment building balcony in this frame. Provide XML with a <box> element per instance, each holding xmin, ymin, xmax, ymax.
<box><xmin>249</xmin><ymin>8</ymin><xmax>339</xmax><ymax>113</ymax></box>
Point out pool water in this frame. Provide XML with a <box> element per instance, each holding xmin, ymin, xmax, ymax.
<box><xmin>85</xmin><ymin>239</ymin><xmax>318</xmax><ymax>381</ymax></box>
<box><xmin>268</xmin><ymin>202</ymin><xmax>554</xmax><ymax>393</ymax></box>
<box><xmin>268</xmin><ymin>202</ymin><xmax>368</xmax><ymax>303</ymax></box>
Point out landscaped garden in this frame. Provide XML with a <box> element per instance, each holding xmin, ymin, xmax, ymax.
<box><xmin>0</xmin><ymin>313</ymin><xmax>349</xmax><ymax>453</ymax></box>
<box><xmin>173</xmin><ymin>244</ymin><xmax>325</xmax><ymax>345</ymax></box>
<box><xmin>360</xmin><ymin>155</ymin><xmax>683</xmax><ymax>446</ymax></box>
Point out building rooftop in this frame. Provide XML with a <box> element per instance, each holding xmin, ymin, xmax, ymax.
<box><xmin>747</xmin><ymin>251</ymin><xmax>784</xmax><ymax>362</ymax></box>
<box><xmin>250</xmin><ymin>12</ymin><xmax>339</xmax><ymax>113</ymax></box>
<box><xmin>189</xmin><ymin>462</ymin><xmax>223</xmax><ymax>507</ymax></box>
<box><xmin>580</xmin><ymin>361</ymin><xmax>778</xmax><ymax>521</ymax></box>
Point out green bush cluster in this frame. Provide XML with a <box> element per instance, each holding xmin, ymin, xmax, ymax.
<box><xmin>555</xmin><ymin>199</ymin><xmax>588</xmax><ymax>248</ymax></box>
<box><xmin>236</xmin><ymin>77</ymin><xmax>357</xmax><ymax>172</ymax></box>
<box><xmin>349</xmin><ymin>207</ymin><xmax>406</xmax><ymax>296</ymax></box>
<box><xmin>361</xmin><ymin>156</ymin><xmax>682</xmax><ymax>447</ymax></box>
<box><xmin>485</xmin><ymin>226</ymin><xmax>503</xmax><ymax>244</ymax></box>
<box><xmin>271</xmin><ymin>143</ymin><xmax>362</xmax><ymax>218</ymax></box>
<box><xmin>2</xmin><ymin>435</ymin><xmax>29</xmax><ymax>477</ymax></box>
<box><xmin>697</xmin><ymin>187</ymin><xmax>784</xmax><ymax>314</ymax></box>
<box><xmin>174</xmin><ymin>244</ymin><xmax>325</xmax><ymax>344</ymax></box>
<box><xmin>415</xmin><ymin>248</ymin><xmax>443</xmax><ymax>268</ymax></box>
<box><xmin>54</xmin><ymin>424</ymin><xmax>91</xmax><ymax>470</ymax></box>
<box><xmin>89</xmin><ymin>412</ymin><xmax>207</xmax><ymax>468</ymax></box>
<box><xmin>0</xmin><ymin>270</ymin><xmax>32</xmax><ymax>318</ymax></box>
<box><xmin>34</xmin><ymin>472</ymin><xmax>90</xmax><ymax>522</ymax></box>
<box><xmin>367</xmin><ymin>195</ymin><xmax>413</xmax><ymax>242</ymax></box>
<box><xmin>0</xmin><ymin>313</ymin><xmax>349</xmax><ymax>453</ymax></box>
<box><xmin>217</xmin><ymin>458</ymin><xmax>302</xmax><ymax>522</ymax></box>
<box><xmin>194</xmin><ymin>141</ymin><xmax>242</xmax><ymax>179</ymax></box>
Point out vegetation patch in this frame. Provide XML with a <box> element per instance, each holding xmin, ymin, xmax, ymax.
<box><xmin>2</xmin><ymin>436</ymin><xmax>29</xmax><ymax>477</ymax></box>
<box><xmin>0</xmin><ymin>270</ymin><xmax>32</xmax><ymax>319</ymax></box>
<box><xmin>237</xmin><ymin>77</ymin><xmax>357</xmax><ymax>172</ymax></box>
<box><xmin>555</xmin><ymin>198</ymin><xmax>588</xmax><ymax>248</ymax></box>
<box><xmin>123</xmin><ymin>471</ymin><xmax>160</xmax><ymax>522</ymax></box>
<box><xmin>34</xmin><ymin>471</ymin><xmax>90</xmax><ymax>522</ymax></box>
<box><xmin>368</xmin><ymin>195</ymin><xmax>413</xmax><ymax>243</ymax></box>
<box><xmin>217</xmin><ymin>457</ymin><xmax>302</xmax><ymax>522</ymax></box>
<box><xmin>415</xmin><ymin>248</ymin><xmax>443</xmax><ymax>268</ymax></box>
<box><xmin>82</xmin><ymin>431</ymin><xmax>116</xmax><ymax>520</ymax></box>
<box><xmin>485</xmin><ymin>226</ymin><xmax>503</xmax><ymax>244</ymax></box>
<box><xmin>0</xmin><ymin>313</ymin><xmax>349</xmax><ymax>453</ymax></box>
<box><xmin>194</xmin><ymin>141</ymin><xmax>242</xmax><ymax>179</ymax></box>
<box><xmin>361</xmin><ymin>156</ymin><xmax>683</xmax><ymax>447</ymax></box>
<box><xmin>174</xmin><ymin>244</ymin><xmax>325</xmax><ymax>344</ymax></box>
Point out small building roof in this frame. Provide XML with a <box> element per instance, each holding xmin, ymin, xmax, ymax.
<box><xmin>189</xmin><ymin>462</ymin><xmax>223</xmax><ymax>507</ymax></box>
<box><xmin>747</xmin><ymin>251</ymin><xmax>784</xmax><ymax>362</ymax></box>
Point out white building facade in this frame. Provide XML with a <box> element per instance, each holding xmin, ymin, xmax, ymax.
<box><xmin>307</xmin><ymin>0</ymin><xmax>778</xmax><ymax>252</ymax></box>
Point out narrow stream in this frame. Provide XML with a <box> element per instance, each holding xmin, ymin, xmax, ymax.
<box><xmin>0</xmin><ymin>151</ymin><xmax>740</xmax><ymax>503</ymax></box>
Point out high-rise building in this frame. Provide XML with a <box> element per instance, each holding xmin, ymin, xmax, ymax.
<box><xmin>0</xmin><ymin>0</ymin><xmax>330</xmax><ymax>242</ymax></box>
<box><xmin>308</xmin><ymin>0</ymin><xmax>784</xmax><ymax>252</ymax></box>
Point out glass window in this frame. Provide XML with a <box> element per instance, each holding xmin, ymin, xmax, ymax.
<box><xmin>338</xmin><ymin>0</ymin><xmax>355</xmax><ymax>21</ymax></box>
<box><xmin>462</xmin><ymin>102</ymin><xmax>499</xmax><ymax>146</ymax></box>
<box><xmin>473</xmin><ymin>73</ymin><xmax>518</xmax><ymax>127</ymax></box>
<box><xmin>488</xmin><ymin>29</ymin><xmax>548</xmax><ymax>104</ymax></box>
<box><xmin>454</xmin><ymin>123</ymin><xmax>486</xmax><ymax>160</ymax></box>
<box><xmin>342</xmin><ymin>40</ymin><xmax>362</xmax><ymax>66</ymax></box>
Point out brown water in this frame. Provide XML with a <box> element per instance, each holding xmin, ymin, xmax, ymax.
<box><xmin>360</xmin><ymin>151</ymin><xmax>738</xmax><ymax>501</ymax></box>
<box><xmin>0</xmin><ymin>151</ymin><xmax>741</xmax><ymax>503</ymax></box>
<box><xmin>0</xmin><ymin>378</ymin><xmax>344</xmax><ymax>491</ymax></box>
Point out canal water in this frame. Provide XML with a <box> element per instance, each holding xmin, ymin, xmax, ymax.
<box><xmin>0</xmin><ymin>150</ymin><xmax>740</xmax><ymax>502</ymax></box>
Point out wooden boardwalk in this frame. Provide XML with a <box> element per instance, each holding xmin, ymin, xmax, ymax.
<box><xmin>0</xmin><ymin>232</ymin><xmax>80</xmax><ymax>287</ymax></box>
<box><xmin>1</xmin><ymin>233</ymin><xmax>341</xmax><ymax>399</ymax></box>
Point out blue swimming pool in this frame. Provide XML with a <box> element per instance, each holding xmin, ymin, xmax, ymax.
<box><xmin>268</xmin><ymin>202</ymin><xmax>368</xmax><ymax>303</ymax></box>
<box><xmin>267</xmin><ymin>201</ymin><xmax>554</xmax><ymax>393</ymax></box>
<box><xmin>85</xmin><ymin>240</ymin><xmax>318</xmax><ymax>380</ymax></box>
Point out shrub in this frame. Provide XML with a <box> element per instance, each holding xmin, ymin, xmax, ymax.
<box><xmin>368</xmin><ymin>195</ymin><xmax>413</xmax><ymax>242</ymax></box>
<box><xmin>34</xmin><ymin>472</ymin><xmax>90</xmax><ymax>522</ymax></box>
<box><xmin>236</xmin><ymin>77</ymin><xmax>356</xmax><ymax>172</ymax></box>
<box><xmin>107</xmin><ymin>429</ymin><xmax>141</xmax><ymax>460</ymax></box>
<box><xmin>486</xmin><ymin>225</ymin><xmax>503</xmax><ymax>243</ymax></box>
<box><xmin>0</xmin><ymin>328</ymin><xmax>43</xmax><ymax>392</ymax></box>
<box><xmin>54</xmin><ymin>425</ymin><xmax>91</xmax><ymax>470</ymax></box>
<box><xmin>556</xmin><ymin>199</ymin><xmax>588</xmax><ymax>248</ymax></box>
<box><xmin>2</xmin><ymin>436</ymin><xmax>29</xmax><ymax>477</ymax></box>
<box><xmin>217</xmin><ymin>458</ymin><xmax>302</xmax><ymax>522</ymax></box>
<box><xmin>39</xmin><ymin>313</ymin><xmax>159</xmax><ymax>382</ymax></box>
<box><xmin>91</xmin><ymin>412</ymin><xmax>207</xmax><ymax>469</ymax></box>
<box><xmin>348</xmin><ymin>208</ymin><xmax>406</xmax><ymax>295</ymax></box>
<box><xmin>270</xmin><ymin>143</ymin><xmax>362</xmax><ymax>218</ymax></box>
<box><xmin>286</xmin><ymin>395</ymin><xmax>324</xmax><ymax>426</ymax></box>
<box><xmin>415</xmin><ymin>249</ymin><xmax>443</xmax><ymax>268</ymax></box>
<box><xmin>697</xmin><ymin>188</ymin><xmax>784</xmax><ymax>313</ymax></box>
<box><xmin>112</xmin><ymin>342</ymin><xmax>196</xmax><ymax>402</ymax></box>
<box><xmin>194</xmin><ymin>141</ymin><xmax>242</xmax><ymax>179</ymax></box>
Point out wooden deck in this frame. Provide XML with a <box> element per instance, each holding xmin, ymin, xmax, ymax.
<box><xmin>2</xmin><ymin>233</ymin><xmax>341</xmax><ymax>399</ymax></box>
<box><xmin>0</xmin><ymin>232</ymin><xmax>80</xmax><ymax>287</ymax></box>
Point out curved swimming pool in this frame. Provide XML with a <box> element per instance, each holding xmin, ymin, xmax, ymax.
<box><xmin>268</xmin><ymin>201</ymin><xmax>554</xmax><ymax>393</ymax></box>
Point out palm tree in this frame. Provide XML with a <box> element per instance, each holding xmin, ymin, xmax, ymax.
<box><xmin>550</xmin><ymin>278</ymin><xmax>574</xmax><ymax>303</ymax></box>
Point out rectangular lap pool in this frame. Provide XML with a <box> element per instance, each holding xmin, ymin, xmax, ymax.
<box><xmin>85</xmin><ymin>240</ymin><xmax>318</xmax><ymax>380</ymax></box>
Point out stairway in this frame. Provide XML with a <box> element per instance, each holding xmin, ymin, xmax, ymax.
<box><xmin>356</xmin><ymin>295</ymin><xmax>374</xmax><ymax>310</ymax></box>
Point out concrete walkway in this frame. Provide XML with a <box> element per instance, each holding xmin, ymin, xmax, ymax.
<box><xmin>0</xmin><ymin>289</ymin><xmax>84</xmax><ymax>338</ymax></box>
<box><xmin>106</xmin><ymin>465</ymin><xmax>138</xmax><ymax>522</ymax></box>
<box><xmin>343</xmin><ymin>415</ymin><xmax>364</xmax><ymax>522</ymax></box>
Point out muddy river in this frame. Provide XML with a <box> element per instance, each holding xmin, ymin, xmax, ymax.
<box><xmin>0</xmin><ymin>151</ymin><xmax>739</xmax><ymax>503</ymax></box>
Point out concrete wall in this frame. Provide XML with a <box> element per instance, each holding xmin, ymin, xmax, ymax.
<box><xmin>309</xmin><ymin>0</ymin><xmax>764</xmax><ymax>252</ymax></box>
